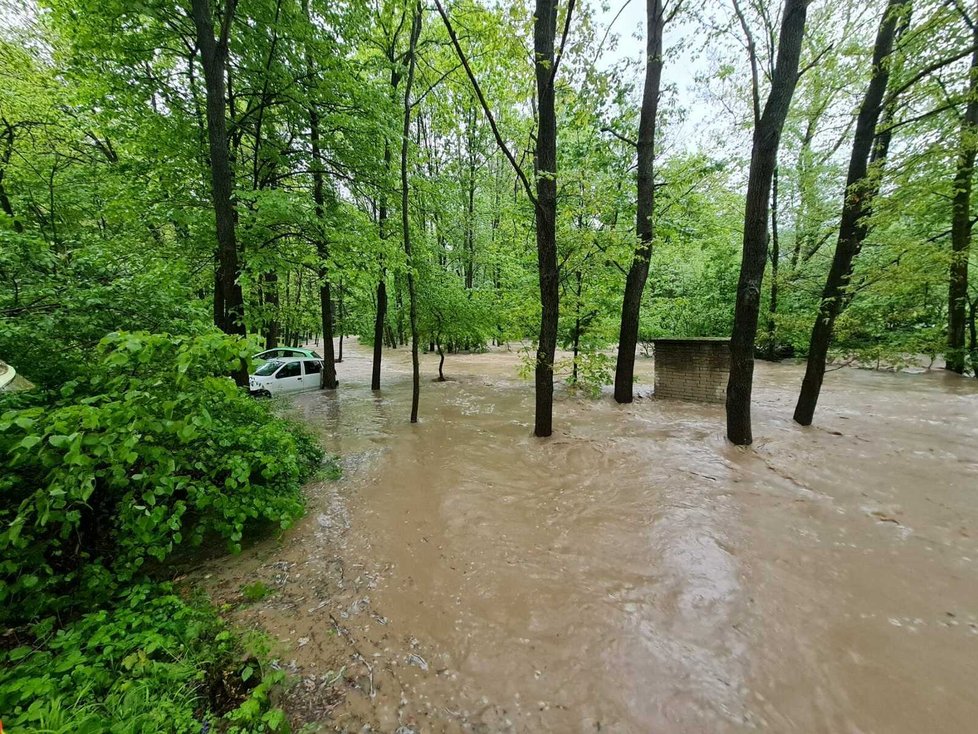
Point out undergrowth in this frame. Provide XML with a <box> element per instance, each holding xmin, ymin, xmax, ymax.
<box><xmin>0</xmin><ymin>331</ymin><xmax>327</xmax><ymax>733</ymax></box>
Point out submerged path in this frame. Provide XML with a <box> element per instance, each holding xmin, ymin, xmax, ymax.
<box><xmin>200</xmin><ymin>340</ymin><xmax>978</xmax><ymax>733</ymax></box>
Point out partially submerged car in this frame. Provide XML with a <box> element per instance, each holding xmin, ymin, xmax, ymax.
<box><xmin>0</xmin><ymin>359</ymin><xmax>32</xmax><ymax>393</ymax></box>
<box><xmin>253</xmin><ymin>347</ymin><xmax>321</xmax><ymax>363</ymax></box>
<box><xmin>249</xmin><ymin>357</ymin><xmax>324</xmax><ymax>396</ymax></box>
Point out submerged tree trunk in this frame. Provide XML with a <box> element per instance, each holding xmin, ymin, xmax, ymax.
<box><xmin>373</xmin><ymin>147</ymin><xmax>390</xmax><ymax>391</ymax></box>
<box><xmin>968</xmin><ymin>296</ymin><xmax>978</xmax><ymax>374</ymax></box>
<box><xmin>262</xmin><ymin>271</ymin><xmax>279</xmax><ymax>349</ymax></box>
<box><xmin>371</xmin><ymin>277</ymin><xmax>387</xmax><ymax>390</ymax></box>
<box><xmin>402</xmin><ymin>2</ymin><xmax>422</xmax><ymax>423</ymax></box>
<box><xmin>373</xmin><ymin>60</ymin><xmax>399</xmax><ymax>391</ymax></box>
<box><xmin>572</xmin><ymin>271</ymin><xmax>582</xmax><ymax>385</ymax></box>
<box><xmin>191</xmin><ymin>0</ymin><xmax>247</xmax><ymax>386</ymax></box>
<box><xmin>793</xmin><ymin>0</ymin><xmax>910</xmax><ymax>426</ymax></box>
<box><xmin>947</xmin><ymin>21</ymin><xmax>978</xmax><ymax>374</ymax></box>
<box><xmin>434</xmin><ymin>0</ymin><xmax>568</xmax><ymax>436</ymax></box>
<box><xmin>765</xmin><ymin>165</ymin><xmax>780</xmax><ymax>360</ymax></box>
<box><xmin>532</xmin><ymin>0</ymin><xmax>561</xmax><ymax>438</ymax></box>
<box><xmin>304</xmin><ymin>0</ymin><xmax>337</xmax><ymax>389</ymax></box>
<box><xmin>726</xmin><ymin>0</ymin><xmax>809</xmax><ymax>445</ymax></box>
<box><xmin>614</xmin><ymin>0</ymin><xmax>665</xmax><ymax>404</ymax></box>
<box><xmin>337</xmin><ymin>279</ymin><xmax>345</xmax><ymax>363</ymax></box>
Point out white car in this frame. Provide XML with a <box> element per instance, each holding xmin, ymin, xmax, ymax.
<box><xmin>249</xmin><ymin>357</ymin><xmax>324</xmax><ymax>396</ymax></box>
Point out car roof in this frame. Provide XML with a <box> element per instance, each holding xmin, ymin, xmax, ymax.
<box><xmin>254</xmin><ymin>348</ymin><xmax>314</xmax><ymax>358</ymax></box>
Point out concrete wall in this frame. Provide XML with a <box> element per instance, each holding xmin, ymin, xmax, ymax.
<box><xmin>653</xmin><ymin>338</ymin><xmax>730</xmax><ymax>403</ymax></box>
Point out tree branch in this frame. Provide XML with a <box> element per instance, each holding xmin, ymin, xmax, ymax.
<box><xmin>551</xmin><ymin>0</ymin><xmax>577</xmax><ymax>84</ymax></box>
<box><xmin>433</xmin><ymin>0</ymin><xmax>537</xmax><ymax>205</ymax></box>
<box><xmin>600</xmin><ymin>125</ymin><xmax>637</xmax><ymax>147</ymax></box>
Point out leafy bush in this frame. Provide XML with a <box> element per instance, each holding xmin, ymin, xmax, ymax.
<box><xmin>0</xmin><ymin>583</ymin><xmax>288</xmax><ymax>733</ymax></box>
<box><xmin>0</xmin><ymin>331</ymin><xmax>322</xmax><ymax>623</ymax></box>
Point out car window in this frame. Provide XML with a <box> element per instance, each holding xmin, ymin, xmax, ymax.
<box><xmin>310</xmin><ymin>351</ymin><xmax>322</xmax><ymax>359</ymax></box>
<box><xmin>304</xmin><ymin>360</ymin><xmax>322</xmax><ymax>375</ymax></box>
<box><xmin>276</xmin><ymin>361</ymin><xmax>301</xmax><ymax>379</ymax></box>
<box><xmin>254</xmin><ymin>359</ymin><xmax>283</xmax><ymax>376</ymax></box>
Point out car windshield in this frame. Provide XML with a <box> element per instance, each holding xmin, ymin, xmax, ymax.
<box><xmin>253</xmin><ymin>359</ymin><xmax>283</xmax><ymax>376</ymax></box>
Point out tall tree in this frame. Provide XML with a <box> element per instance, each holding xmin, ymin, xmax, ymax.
<box><xmin>371</xmin><ymin>4</ymin><xmax>407</xmax><ymax>392</ymax></box>
<box><xmin>436</xmin><ymin>0</ymin><xmax>572</xmax><ymax>437</ymax></box>
<box><xmin>613</xmin><ymin>0</ymin><xmax>670</xmax><ymax>404</ymax></box>
<box><xmin>402</xmin><ymin>1</ymin><xmax>422</xmax><ymax>421</ymax></box>
<box><xmin>725</xmin><ymin>0</ymin><xmax>810</xmax><ymax>445</ymax></box>
<box><xmin>531</xmin><ymin>0</ymin><xmax>561</xmax><ymax>437</ymax></box>
<box><xmin>793</xmin><ymin>0</ymin><xmax>910</xmax><ymax>425</ymax></box>
<box><xmin>190</xmin><ymin>0</ymin><xmax>247</xmax><ymax>350</ymax></box>
<box><xmin>947</xmin><ymin>2</ymin><xmax>978</xmax><ymax>374</ymax></box>
<box><xmin>304</xmin><ymin>0</ymin><xmax>338</xmax><ymax>389</ymax></box>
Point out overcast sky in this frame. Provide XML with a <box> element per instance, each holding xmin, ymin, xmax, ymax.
<box><xmin>594</xmin><ymin>0</ymin><xmax>721</xmax><ymax>150</ymax></box>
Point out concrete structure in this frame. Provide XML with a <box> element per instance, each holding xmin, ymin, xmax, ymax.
<box><xmin>652</xmin><ymin>338</ymin><xmax>730</xmax><ymax>403</ymax></box>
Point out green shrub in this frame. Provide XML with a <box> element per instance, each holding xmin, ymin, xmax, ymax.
<box><xmin>0</xmin><ymin>331</ymin><xmax>322</xmax><ymax>623</ymax></box>
<box><xmin>0</xmin><ymin>583</ymin><xmax>289</xmax><ymax>733</ymax></box>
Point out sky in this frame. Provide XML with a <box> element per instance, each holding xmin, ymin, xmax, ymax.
<box><xmin>593</xmin><ymin>0</ymin><xmax>722</xmax><ymax>149</ymax></box>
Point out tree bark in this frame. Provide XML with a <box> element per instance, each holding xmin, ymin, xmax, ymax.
<box><xmin>337</xmin><ymin>279</ymin><xmax>345</xmax><ymax>362</ymax></box>
<box><xmin>793</xmin><ymin>0</ymin><xmax>910</xmax><ymax>425</ymax></box>
<box><xmin>968</xmin><ymin>296</ymin><xmax>978</xmax><ymax>374</ymax></box>
<box><xmin>371</xmin><ymin>33</ymin><xmax>408</xmax><ymax>389</ymax></box>
<box><xmin>765</xmin><ymin>164</ymin><xmax>780</xmax><ymax>360</ymax></box>
<box><xmin>305</xmin><ymin>19</ymin><xmax>338</xmax><ymax>388</ymax></box>
<box><xmin>402</xmin><ymin>2</ymin><xmax>422</xmax><ymax>422</ymax></box>
<box><xmin>532</xmin><ymin>0</ymin><xmax>561</xmax><ymax>437</ymax></box>
<box><xmin>191</xmin><ymin>0</ymin><xmax>247</xmax><ymax>387</ymax></box>
<box><xmin>0</xmin><ymin>120</ymin><xmax>23</xmax><ymax>234</ymax></box>
<box><xmin>726</xmin><ymin>0</ymin><xmax>809</xmax><ymax>445</ymax></box>
<box><xmin>372</xmin><ymin>142</ymin><xmax>391</xmax><ymax>392</ymax></box>
<box><xmin>614</xmin><ymin>0</ymin><xmax>664</xmax><ymax>404</ymax></box>
<box><xmin>191</xmin><ymin>0</ymin><xmax>246</xmax><ymax>343</ymax></box>
<box><xmin>434</xmin><ymin>0</ymin><xmax>569</xmax><ymax>436</ymax></box>
<box><xmin>947</xmin><ymin>16</ymin><xmax>978</xmax><ymax>374</ymax></box>
<box><xmin>261</xmin><ymin>270</ymin><xmax>279</xmax><ymax>349</ymax></box>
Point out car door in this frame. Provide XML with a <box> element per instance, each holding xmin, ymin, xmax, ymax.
<box><xmin>302</xmin><ymin>360</ymin><xmax>323</xmax><ymax>390</ymax></box>
<box><xmin>273</xmin><ymin>359</ymin><xmax>304</xmax><ymax>393</ymax></box>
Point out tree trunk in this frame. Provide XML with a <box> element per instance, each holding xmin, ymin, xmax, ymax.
<box><xmin>947</xmin><ymin>21</ymin><xmax>978</xmax><ymax>374</ymax></box>
<box><xmin>765</xmin><ymin>165</ymin><xmax>780</xmax><ymax>360</ymax></box>
<box><xmin>191</xmin><ymin>0</ymin><xmax>247</xmax><ymax>386</ymax></box>
<box><xmin>465</xmin><ymin>109</ymin><xmax>476</xmax><ymax>291</ymax></box>
<box><xmin>191</xmin><ymin>0</ymin><xmax>245</xmax><ymax>338</ymax></box>
<box><xmin>402</xmin><ymin>2</ymin><xmax>422</xmax><ymax>422</ymax></box>
<box><xmin>726</xmin><ymin>0</ymin><xmax>809</xmax><ymax>445</ymax></box>
<box><xmin>532</xmin><ymin>0</ymin><xmax>560</xmax><ymax>438</ymax></box>
<box><xmin>372</xmin><ymin>140</ymin><xmax>391</xmax><ymax>391</ymax></box>
<box><xmin>968</xmin><ymin>296</ymin><xmax>978</xmax><ymax>375</ymax></box>
<box><xmin>337</xmin><ymin>279</ymin><xmax>345</xmax><ymax>362</ymax></box>
<box><xmin>304</xmin><ymin>0</ymin><xmax>337</xmax><ymax>389</ymax></box>
<box><xmin>793</xmin><ymin>0</ymin><xmax>909</xmax><ymax>426</ymax></box>
<box><xmin>262</xmin><ymin>270</ymin><xmax>279</xmax><ymax>349</ymax></box>
<box><xmin>614</xmin><ymin>0</ymin><xmax>664</xmax><ymax>404</ymax></box>
<box><xmin>0</xmin><ymin>121</ymin><xmax>24</xmax><ymax>234</ymax></box>
<box><xmin>371</xmin><ymin>279</ymin><xmax>386</xmax><ymax>390</ymax></box>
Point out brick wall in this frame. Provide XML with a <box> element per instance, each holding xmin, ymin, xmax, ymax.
<box><xmin>653</xmin><ymin>338</ymin><xmax>730</xmax><ymax>403</ymax></box>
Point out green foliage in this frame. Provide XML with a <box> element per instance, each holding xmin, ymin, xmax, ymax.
<box><xmin>560</xmin><ymin>350</ymin><xmax>614</xmax><ymax>398</ymax></box>
<box><xmin>0</xmin><ymin>331</ymin><xmax>322</xmax><ymax>623</ymax></box>
<box><xmin>241</xmin><ymin>581</ymin><xmax>275</xmax><ymax>603</ymax></box>
<box><xmin>0</xmin><ymin>583</ymin><xmax>289</xmax><ymax>733</ymax></box>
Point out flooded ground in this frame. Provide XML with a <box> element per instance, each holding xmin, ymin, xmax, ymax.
<box><xmin>200</xmin><ymin>339</ymin><xmax>978</xmax><ymax>733</ymax></box>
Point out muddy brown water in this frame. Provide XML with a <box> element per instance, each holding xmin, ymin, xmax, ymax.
<box><xmin>199</xmin><ymin>339</ymin><xmax>978</xmax><ymax>733</ymax></box>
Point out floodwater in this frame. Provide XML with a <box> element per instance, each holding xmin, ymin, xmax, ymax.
<box><xmin>200</xmin><ymin>339</ymin><xmax>978</xmax><ymax>733</ymax></box>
